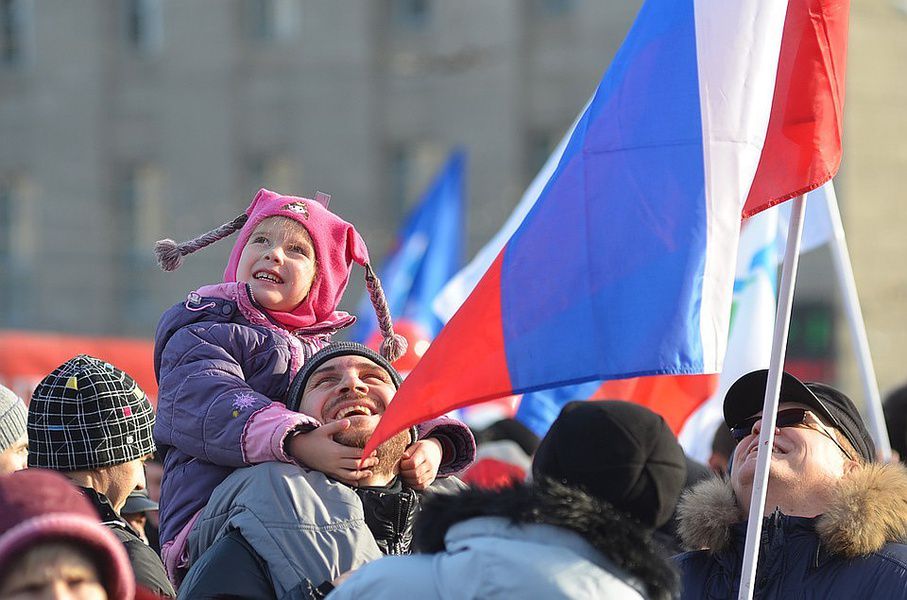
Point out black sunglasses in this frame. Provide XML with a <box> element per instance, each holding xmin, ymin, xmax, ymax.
<box><xmin>730</xmin><ymin>407</ymin><xmax>854</xmax><ymax>461</ymax></box>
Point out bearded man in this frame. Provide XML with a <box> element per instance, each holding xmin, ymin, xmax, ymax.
<box><xmin>178</xmin><ymin>343</ymin><xmax>465</xmax><ymax>600</ymax></box>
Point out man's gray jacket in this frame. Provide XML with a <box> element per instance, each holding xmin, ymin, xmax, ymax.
<box><xmin>180</xmin><ymin>461</ymin><xmax>463</xmax><ymax>599</ymax></box>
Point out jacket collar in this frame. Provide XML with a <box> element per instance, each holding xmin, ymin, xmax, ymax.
<box><xmin>415</xmin><ymin>480</ymin><xmax>678</xmax><ymax>600</ymax></box>
<box><xmin>193</xmin><ymin>282</ymin><xmax>356</xmax><ymax>336</ymax></box>
<box><xmin>79</xmin><ymin>486</ymin><xmax>133</xmax><ymax>530</ymax></box>
<box><xmin>677</xmin><ymin>462</ymin><xmax>907</xmax><ymax>558</ymax></box>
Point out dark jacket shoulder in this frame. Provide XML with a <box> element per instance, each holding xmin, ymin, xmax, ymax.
<box><xmin>81</xmin><ymin>487</ymin><xmax>176</xmax><ymax>598</ymax></box>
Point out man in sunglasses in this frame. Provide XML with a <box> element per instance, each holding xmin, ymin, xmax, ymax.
<box><xmin>673</xmin><ymin>369</ymin><xmax>907</xmax><ymax>599</ymax></box>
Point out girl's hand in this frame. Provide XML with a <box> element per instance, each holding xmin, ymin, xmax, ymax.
<box><xmin>286</xmin><ymin>420</ymin><xmax>378</xmax><ymax>486</ymax></box>
<box><xmin>399</xmin><ymin>438</ymin><xmax>442</xmax><ymax>490</ymax></box>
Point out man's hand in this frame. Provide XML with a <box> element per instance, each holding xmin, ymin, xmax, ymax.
<box><xmin>399</xmin><ymin>438</ymin><xmax>442</xmax><ymax>490</ymax></box>
<box><xmin>286</xmin><ymin>420</ymin><xmax>379</xmax><ymax>486</ymax></box>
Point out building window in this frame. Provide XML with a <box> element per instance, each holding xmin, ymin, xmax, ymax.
<box><xmin>392</xmin><ymin>0</ymin><xmax>431</xmax><ymax>30</ymax></box>
<box><xmin>389</xmin><ymin>141</ymin><xmax>445</xmax><ymax>213</ymax></box>
<box><xmin>786</xmin><ymin>300</ymin><xmax>837</xmax><ymax>383</ymax></box>
<box><xmin>245</xmin><ymin>154</ymin><xmax>299</xmax><ymax>204</ymax></box>
<box><xmin>245</xmin><ymin>0</ymin><xmax>301</xmax><ymax>42</ymax></box>
<box><xmin>534</xmin><ymin>0</ymin><xmax>574</xmax><ymax>17</ymax></box>
<box><xmin>123</xmin><ymin>0</ymin><xmax>163</xmax><ymax>56</ymax></box>
<box><xmin>115</xmin><ymin>165</ymin><xmax>164</xmax><ymax>330</ymax></box>
<box><xmin>117</xmin><ymin>164</ymin><xmax>164</xmax><ymax>262</ymax></box>
<box><xmin>0</xmin><ymin>175</ymin><xmax>34</xmax><ymax>326</ymax></box>
<box><xmin>0</xmin><ymin>0</ymin><xmax>32</xmax><ymax>67</ymax></box>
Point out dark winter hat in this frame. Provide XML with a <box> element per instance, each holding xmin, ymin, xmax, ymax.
<box><xmin>723</xmin><ymin>369</ymin><xmax>875</xmax><ymax>462</ymax></box>
<box><xmin>287</xmin><ymin>342</ymin><xmax>402</xmax><ymax>412</ymax></box>
<box><xmin>155</xmin><ymin>188</ymin><xmax>407</xmax><ymax>362</ymax></box>
<box><xmin>0</xmin><ymin>469</ymin><xmax>135</xmax><ymax>599</ymax></box>
<box><xmin>883</xmin><ymin>384</ymin><xmax>907</xmax><ymax>460</ymax></box>
<box><xmin>28</xmin><ymin>355</ymin><xmax>156</xmax><ymax>471</ymax></box>
<box><xmin>0</xmin><ymin>385</ymin><xmax>27</xmax><ymax>452</ymax></box>
<box><xmin>121</xmin><ymin>489</ymin><xmax>159</xmax><ymax>516</ymax></box>
<box><xmin>476</xmin><ymin>418</ymin><xmax>541</xmax><ymax>457</ymax></box>
<box><xmin>532</xmin><ymin>401</ymin><xmax>687</xmax><ymax>529</ymax></box>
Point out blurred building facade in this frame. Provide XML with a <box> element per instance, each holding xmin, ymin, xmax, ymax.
<box><xmin>0</xmin><ymin>0</ymin><xmax>641</xmax><ymax>335</ymax></box>
<box><xmin>0</xmin><ymin>0</ymin><xmax>904</xmax><ymax>396</ymax></box>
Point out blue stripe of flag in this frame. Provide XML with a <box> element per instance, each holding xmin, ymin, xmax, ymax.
<box><xmin>500</xmin><ymin>0</ymin><xmax>707</xmax><ymax>391</ymax></box>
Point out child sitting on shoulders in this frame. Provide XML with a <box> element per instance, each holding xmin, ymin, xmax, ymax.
<box><xmin>153</xmin><ymin>188</ymin><xmax>475</xmax><ymax>582</ymax></box>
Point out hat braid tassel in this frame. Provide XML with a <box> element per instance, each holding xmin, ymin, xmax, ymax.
<box><xmin>155</xmin><ymin>214</ymin><xmax>249</xmax><ymax>271</ymax></box>
<box><xmin>364</xmin><ymin>264</ymin><xmax>407</xmax><ymax>362</ymax></box>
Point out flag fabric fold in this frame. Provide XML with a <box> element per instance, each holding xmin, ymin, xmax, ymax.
<box><xmin>363</xmin><ymin>0</ymin><xmax>793</xmax><ymax>456</ymax></box>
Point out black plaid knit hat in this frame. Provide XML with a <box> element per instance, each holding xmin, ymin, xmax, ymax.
<box><xmin>27</xmin><ymin>355</ymin><xmax>156</xmax><ymax>471</ymax></box>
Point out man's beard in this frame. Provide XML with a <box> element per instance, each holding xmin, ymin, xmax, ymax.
<box><xmin>334</xmin><ymin>420</ymin><xmax>410</xmax><ymax>480</ymax></box>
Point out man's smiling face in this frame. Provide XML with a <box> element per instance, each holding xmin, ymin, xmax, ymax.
<box><xmin>299</xmin><ymin>355</ymin><xmax>396</xmax><ymax>440</ymax></box>
<box><xmin>730</xmin><ymin>401</ymin><xmax>854</xmax><ymax>500</ymax></box>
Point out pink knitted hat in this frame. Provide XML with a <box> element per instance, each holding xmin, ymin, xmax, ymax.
<box><xmin>0</xmin><ymin>469</ymin><xmax>135</xmax><ymax>599</ymax></box>
<box><xmin>155</xmin><ymin>188</ymin><xmax>406</xmax><ymax>361</ymax></box>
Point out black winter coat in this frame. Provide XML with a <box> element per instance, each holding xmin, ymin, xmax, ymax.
<box><xmin>82</xmin><ymin>487</ymin><xmax>176</xmax><ymax>598</ymax></box>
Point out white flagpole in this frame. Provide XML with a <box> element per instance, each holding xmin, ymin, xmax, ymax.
<box><xmin>738</xmin><ymin>195</ymin><xmax>807</xmax><ymax>600</ymax></box>
<box><xmin>823</xmin><ymin>191</ymin><xmax>892</xmax><ymax>461</ymax></box>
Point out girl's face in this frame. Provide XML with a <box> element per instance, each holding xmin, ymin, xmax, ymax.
<box><xmin>236</xmin><ymin>217</ymin><xmax>317</xmax><ymax>312</ymax></box>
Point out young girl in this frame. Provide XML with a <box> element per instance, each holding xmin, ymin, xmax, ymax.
<box><xmin>152</xmin><ymin>188</ymin><xmax>475</xmax><ymax>582</ymax></box>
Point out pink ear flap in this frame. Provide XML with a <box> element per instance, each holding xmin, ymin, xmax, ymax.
<box><xmin>314</xmin><ymin>191</ymin><xmax>331</xmax><ymax>208</ymax></box>
<box><xmin>346</xmin><ymin>227</ymin><xmax>370</xmax><ymax>266</ymax></box>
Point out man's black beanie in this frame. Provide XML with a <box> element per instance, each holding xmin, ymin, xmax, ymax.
<box><xmin>532</xmin><ymin>400</ymin><xmax>687</xmax><ymax>529</ymax></box>
<box><xmin>286</xmin><ymin>342</ymin><xmax>402</xmax><ymax>412</ymax></box>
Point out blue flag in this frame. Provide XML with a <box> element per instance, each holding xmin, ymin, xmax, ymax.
<box><xmin>353</xmin><ymin>150</ymin><xmax>466</xmax><ymax>346</ymax></box>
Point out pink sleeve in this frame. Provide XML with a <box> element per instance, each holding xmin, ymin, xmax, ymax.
<box><xmin>240</xmin><ymin>402</ymin><xmax>320</xmax><ymax>464</ymax></box>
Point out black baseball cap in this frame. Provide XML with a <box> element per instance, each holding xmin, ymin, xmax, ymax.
<box><xmin>122</xmin><ymin>489</ymin><xmax>159</xmax><ymax>515</ymax></box>
<box><xmin>724</xmin><ymin>369</ymin><xmax>875</xmax><ymax>462</ymax></box>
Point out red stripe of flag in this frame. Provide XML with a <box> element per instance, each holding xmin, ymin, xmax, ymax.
<box><xmin>594</xmin><ymin>374</ymin><xmax>718</xmax><ymax>435</ymax></box>
<box><xmin>743</xmin><ymin>0</ymin><xmax>849</xmax><ymax>217</ymax></box>
<box><xmin>366</xmin><ymin>253</ymin><xmax>512</xmax><ymax>452</ymax></box>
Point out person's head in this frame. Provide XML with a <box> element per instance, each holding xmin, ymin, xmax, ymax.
<box><xmin>0</xmin><ymin>469</ymin><xmax>134</xmax><ymax>599</ymax></box>
<box><xmin>288</xmin><ymin>342</ymin><xmax>412</xmax><ymax>479</ymax></box>
<box><xmin>532</xmin><ymin>400</ymin><xmax>687</xmax><ymax>529</ymax></box>
<box><xmin>476</xmin><ymin>418</ymin><xmax>541</xmax><ymax>457</ymax></box>
<box><xmin>724</xmin><ymin>370</ymin><xmax>873</xmax><ymax>513</ymax></box>
<box><xmin>236</xmin><ymin>216</ymin><xmax>317</xmax><ymax>313</ymax></box>
<box><xmin>121</xmin><ymin>490</ymin><xmax>158</xmax><ymax>545</ymax></box>
<box><xmin>708</xmin><ymin>423</ymin><xmax>736</xmax><ymax>476</ymax></box>
<box><xmin>0</xmin><ymin>385</ymin><xmax>28</xmax><ymax>475</ymax></box>
<box><xmin>883</xmin><ymin>383</ymin><xmax>907</xmax><ymax>463</ymax></box>
<box><xmin>27</xmin><ymin>356</ymin><xmax>156</xmax><ymax>512</ymax></box>
<box><xmin>155</xmin><ymin>188</ymin><xmax>406</xmax><ymax>361</ymax></box>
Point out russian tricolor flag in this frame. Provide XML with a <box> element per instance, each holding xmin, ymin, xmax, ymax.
<box><xmin>365</xmin><ymin>0</ymin><xmax>849</xmax><ymax>456</ymax></box>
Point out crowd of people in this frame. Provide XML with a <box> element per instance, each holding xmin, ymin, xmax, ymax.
<box><xmin>1</xmin><ymin>188</ymin><xmax>906</xmax><ymax>599</ymax></box>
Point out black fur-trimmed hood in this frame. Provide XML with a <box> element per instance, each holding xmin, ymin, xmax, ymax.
<box><xmin>415</xmin><ymin>480</ymin><xmax>679</xmax><ymax>600</ymax></box>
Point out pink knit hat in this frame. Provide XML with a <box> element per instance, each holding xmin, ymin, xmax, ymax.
<box><xmin>0</xmin><ymin>469</ymin><xmax>135</xmax><ymax>599</ymax></box>
<box><xmin>155</xmin><ymin>188</ymin><xmax>406</xmax><ymax>361</ymax></box>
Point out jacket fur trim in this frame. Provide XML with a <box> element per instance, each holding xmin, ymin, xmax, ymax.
<box><xmin>677</xmin><ymin>462</ymin><xmax>907</xmax><ymax>558</ymax></box>
<box><xmin>416</xmin><ymin>480</ymin><xmax>678</xmax><ymax>600</ymax></box>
